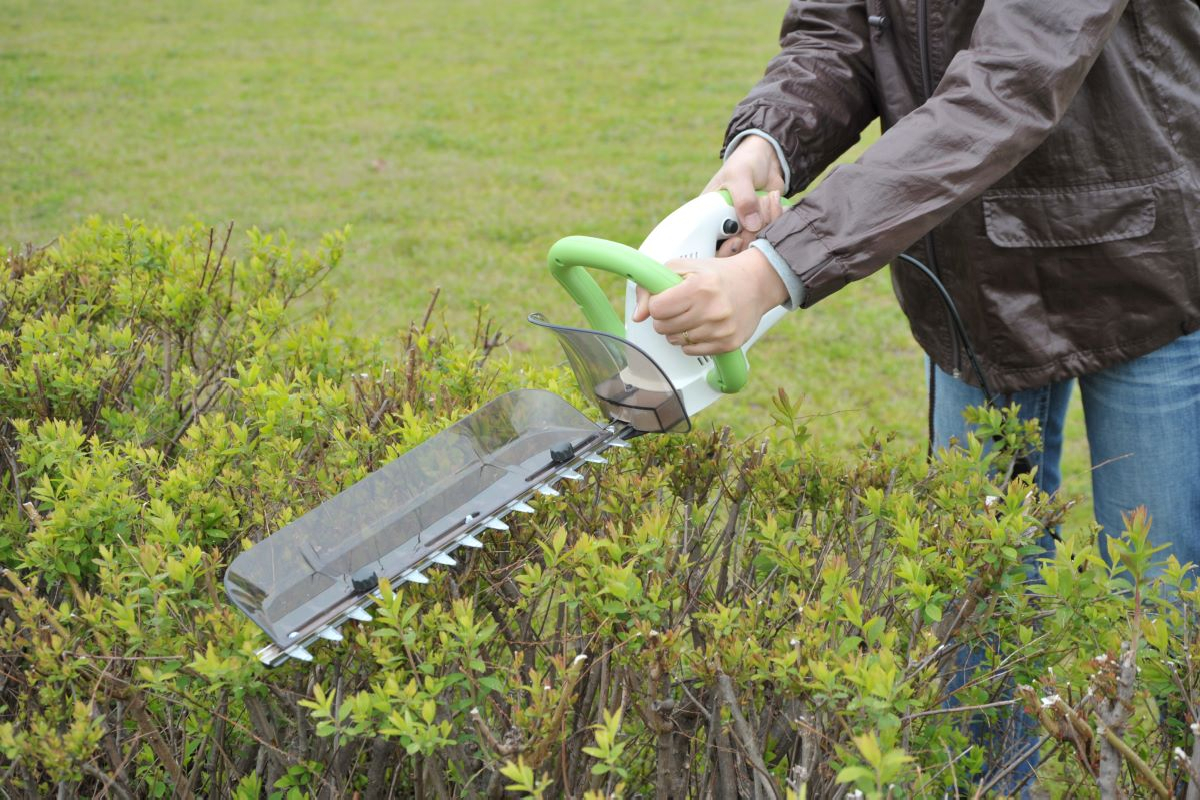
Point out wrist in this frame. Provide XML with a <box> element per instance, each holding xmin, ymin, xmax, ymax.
<box><xmin>735</xmin><ymin>248</ymin><xmax>789</xmax><ymax>314</ymax></box>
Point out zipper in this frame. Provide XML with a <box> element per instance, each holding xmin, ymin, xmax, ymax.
<box><xmin>916</xmin><ymin>0</ymin><xmax>934</xmax><ymax>98</ymax></box>
<box><xmin>915</xmin><ymin>0</ymin><xmax>962</xmax><ymax>378</ymax></box>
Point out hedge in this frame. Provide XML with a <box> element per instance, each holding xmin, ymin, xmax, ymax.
<box><xmin>1</xmin><ymin>220</ymin><xmax>1196</xmax><ymax>798</ymax></box>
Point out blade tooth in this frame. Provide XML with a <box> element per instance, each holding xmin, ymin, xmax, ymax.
<box><xmin>606</xmin><ymin>439</ymin><xmax>630</xmax><ymax>449</ymax></box>
<box><xmin>346</xmin><ymin>607</ymin><xmax>373</xmax><ymax>623</ymax></box>
<box><xmin>431</xmin><ymin>552</ymin><xmax>457</xmax><ymax>566</ymax></box>
<box><xmin>560</xmin><ymin>469</ymin><xmax>584</xmax><ymax>481</ymax></box>
<box><xmin>484</xmin><ymin>517</ymin><xmax>509</xmax><ymax>531</ymax></box>
<box><xmin>289</xmin><ymin>646</ymin><xmax>314</xmax><ymax>662</ymax></box>
<box><xmin>459</xmin><ymin>534</ymin><xmax>484</xmax><ymax>549</ymax></box>
<box><xmin>583</xmin><ymin>454</ymin><xmax>607</xmax><ymax>464</ymax></box>
<box><xmin>257</xmin><ymin>646</ymin><xmax>282</xmax><ymax>665</ymax></box>
<box><xmin>538</xmin><ymin>485</ymin><xmax>560</xmax><ymax>497</ymax></box>
<box><xmin>403</xmin><ymin>570</ymin><xmax>430</xmax><ymax>584</ymax></box>
<box><xmin>317</xmin><ymin>627</ymin><xmax>344</xmax><ymax>642</ymax></box>
<box><xmin>511</xmin><ymin>501</ymin><xmax>536</xmax><ymax>514</ymax></box>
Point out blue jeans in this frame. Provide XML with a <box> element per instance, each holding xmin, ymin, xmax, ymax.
<box><xmin>933</xmin><ymin>327</ymin><xmax>1200</xmax><ymax>575</ymax></box>
<box><xmin>932</xmin><ymin>328</ymin><xmax>1200</xmax><ymax>794</ymax></box>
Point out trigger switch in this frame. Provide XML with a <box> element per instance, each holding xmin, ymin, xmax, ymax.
<box><xmin>721</xmin><ymin>219</ymin><xmax>740</xmax><ymax>236</ymax></box>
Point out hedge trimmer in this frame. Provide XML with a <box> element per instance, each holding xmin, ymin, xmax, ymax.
<box><xmin>224</xmin><ymin>192</ymin><xmax>789</xmax><ymax>665</ymax></box>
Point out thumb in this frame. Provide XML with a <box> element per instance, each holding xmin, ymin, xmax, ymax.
<box><xmin>727</xmin><ymin>174</ymin><xmax>763</xmax><ymax>233</ymax></box>
<box><xmin>631</xmin><ymin>285</ymin><xmax>651</xmax><ymax>322</ymax></box>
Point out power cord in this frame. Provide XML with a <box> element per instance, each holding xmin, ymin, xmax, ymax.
<box><xmin>894</xmin><ymin>252</ymin><xmax>994</xmax><ymax>400</ymax></box>
<box><xmin>896</xmin><ymin>252</ymin><xmax>1045</xmax><ymax>500</ymax></box>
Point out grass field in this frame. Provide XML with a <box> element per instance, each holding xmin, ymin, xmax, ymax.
<box><xmin>1</xmin><ymin>0</ymin><xmax>1090</xmax><ymax>505</ymax></box>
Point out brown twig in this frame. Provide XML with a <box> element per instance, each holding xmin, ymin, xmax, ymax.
<box><xmin>715</xmin><ymin>672</ymin><xmax>780</xmax><ymax>800</ymax></box>
<box><xmin>470</xmin><ymin>707</ymin><xmax>519</xmax><ymax>758</ymax></box>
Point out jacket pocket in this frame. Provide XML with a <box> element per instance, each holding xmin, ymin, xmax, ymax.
<box><xmin>982</xmin><ymin>183</ymin><xmax>1157</xmax><ymax>249</ymax></box>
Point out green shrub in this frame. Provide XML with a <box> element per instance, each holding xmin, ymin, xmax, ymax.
<box><xmin>0</xmin><ymin>220</ymin><xmax>1196</xmax><ymax>798</ymax></box>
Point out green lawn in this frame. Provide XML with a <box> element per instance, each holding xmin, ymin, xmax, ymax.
<box><xmin>1</xmin><ymin>0</ymin><xmax>1090</xmax><ymax>507</ymax></box>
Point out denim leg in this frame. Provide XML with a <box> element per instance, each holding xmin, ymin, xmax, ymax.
<box><xmin>930</xmin><ymin>363</ymin><xmax>1073</xmax><ymax>498</ymax></box>
<box><xmin>931</xmin><ymin>364</ymin><xmax>1073</xmax><ymax>796</ymax></box>
<box><xmin>1079</xmin><ymin>328</ymin><xmax>1200</xmax><ymax>580</ymax></box>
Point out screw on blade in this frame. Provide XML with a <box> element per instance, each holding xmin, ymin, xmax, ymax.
<box><xmin>511</xmin><ymin>501</ymin><xmax>536</xmax><ymax>514</ymax></box>
<box><xmin>550</xmin><ymin>441</ymin><xmax>576</xmax><ymax>463</ymax></box>
<box><xmin>403</xmin><ymin>570</ymin><xmax>429</xmax><ymax>584</ymax></box>
<box><xmin>351</xmin><ymin>568</ymin><xmax>379</xmax><ymax>594</ymax></box>
<box><xmin>318</xmin><ymin>627</ymin><xmax>344</xmax><ymax>642</ymax></box>
<box><xmin>289</xmin><ymin>646</ymin><xmax>314</xmax><ymax>662</ymax></box>
<box><xmin>431</xmin><ymin>552</ymin><xmax>457</xmax><ymax>566</ymax></box>
<box><xmin>484</xmin><ymin>517</ymin><xmax>509</xmax><ymax>531</ymax></box>
<box><xmin>346</xmin><ymin>607</ymin><xmax>373</xmax><ymax>622</ymax></box>
<box><xmin>459</xmin><ymin>534</ymin><xmax>484</xmax><ymax>548</ymax></box>
<box><xmin>560</xmin><ymin>469</ymin><xmax>584</xmax><ymax>481</ymax></box>
<box><xmin>538</xmin><ymin>485</ymin><xmax>560</xmax><ymax>497</ymax></box>
<box><xmin>583</xmin><ymin>454</ymin><xmax>607</xmax><ymax>464</ymax></box>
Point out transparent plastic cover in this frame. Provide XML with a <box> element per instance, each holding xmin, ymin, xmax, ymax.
<box><xmin>224</xmin><ymin>389</ymin><xmax>604</xmax><ymax>647</ymax></box>
<box><xmin>529</xmin><ymin>313</ymin><xmax>690</xmax><ymax>434</ymax></box>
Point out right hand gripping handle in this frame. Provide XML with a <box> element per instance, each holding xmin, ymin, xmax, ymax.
<box><xmin>547</xmin><ymin>236</ymin><xmax>749</xmax><ymax>393</ymax></box>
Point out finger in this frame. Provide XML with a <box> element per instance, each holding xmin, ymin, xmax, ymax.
<box><xmin>662</xmin><ymin>258</ymin><xmax>698</xmax><ymax>278</ymax></box>
<box><xmin>645</xmin><ymin>283</ymin><xmax>694</xmax><ymax>324</ymax></box>
<box><xmin>680</xmin><ymin>340</ymin><xmax>730</xmax><ymax>356</ymax></box>
<box><xmin>667</xmin><ymin>323</ymin><xmax>739</xmax><ymax>355</ymax></box>
<box><xmin>726</xmin><ymin>173</ymin><xmax>763</xmax><ymax>233</ymax></box>
<box><xmin>764</xmin><ymin>190</ymin><xmax>784</xmax><ymax>226</ymax></box>
<box><xmin>651</xmin><ymin>298</ymin><xmax>730</xmax><ymax>338</ymax></box>
<box><xmin>718</xmin><ymin>194</ymin><xmax>781</xmax><ymax>257</ymax></box>
<box><xmin>748</xmin><ymin>192</ymin><xmax>782</xmax><ymax>229</ymax></box>
<box><xmin>654</xmin><ymin>310</ymin><xmax>717</xmax><ymax>338</ymax></box>
<box><xmin>632</xmin><ymin>286</ymin><xmax>651</xmax><ymax>322</ymax></box>
<box><xmin>638</xmin><ymin>266</ymin><xmax>694</xmax><ymax>322</ymax></box>
<box><xmin>717</xmin><ymin>232</ymin><xmax>752</xmax><ymax>258</ymax></box>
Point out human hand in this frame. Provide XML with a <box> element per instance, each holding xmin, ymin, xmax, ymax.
<box><xmin>705</xmin><ymin>134</ymin><xmax>786</xmax><ymax>238</ymax></box>
<box><xmin>716</xmin><ymin>190</ymin><xmax>785</xmax><ymax>257</ymax></box>
<box><xmin>630</xmin><ymin>247</ymin><xmax>789</xmax><ymax>356</ymax></box>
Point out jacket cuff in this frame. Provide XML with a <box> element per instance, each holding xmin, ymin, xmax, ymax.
<box><xmin>724</xmin><ymin>106</ymin><xmax>826</xmax><ymax>197</ymax></box>
<box><xmin>723</xmin><ymin>129</ymin><xmax>792</xmax><ymax>194</ymax></box>
<box><xmin>758</xmin><ymin>208</ymin><xmax>843</xmax><ymax>309</ymax></box>
<box><xmin>749</xmin><ymin>240</ymin><xmax>804</xmax><ymax>310</ymax></box>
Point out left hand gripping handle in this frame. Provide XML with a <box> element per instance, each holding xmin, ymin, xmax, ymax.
<box><xmin>547</xmin><ymin>235</ymin><xmax>749</xmax><ymax>393</ymax></box>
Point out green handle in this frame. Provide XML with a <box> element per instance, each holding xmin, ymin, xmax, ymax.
<box><xmin>547</xmin><ymin>235</ymin><xmax>749</xmax><ymax>393</ymax></box>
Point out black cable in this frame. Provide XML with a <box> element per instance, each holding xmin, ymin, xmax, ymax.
<box><xmin>896</xmin><ymin>253</ymin><xmax>1047</xmax><ymax>535</ymax></box>
<box><xmin>894</xmin><ymin>252</ymin><xmax>994</xmax><ymax>401</ymax></box>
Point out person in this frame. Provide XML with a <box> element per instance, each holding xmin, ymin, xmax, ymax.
<box><xmin>632</xmin><ymin>0</ymin><xmax>1200</xmax><ymax>575</ymax></box>
<box><xmin>630</xmin><ymin>0</ymin><xmax>1200</xmax><ymax>792</ymax></box>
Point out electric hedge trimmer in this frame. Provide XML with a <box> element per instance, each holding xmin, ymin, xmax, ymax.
<box><xmin>224</xmin><ymin>192</ymin><xmax>790</xmax><ymax>665</ymax></box>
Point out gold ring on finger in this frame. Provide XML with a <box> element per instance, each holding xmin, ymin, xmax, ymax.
<box><xmin>682</xmin><ymin>330</ymin><xmax>692</xmax><ymax>345</ymax></box>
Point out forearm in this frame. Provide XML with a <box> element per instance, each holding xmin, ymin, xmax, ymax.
<box><xmin>724</xmin><ymin>0</ymin><xmax>877</xmax><ymax>195</ymax></box>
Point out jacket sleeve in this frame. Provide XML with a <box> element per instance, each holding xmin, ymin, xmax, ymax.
<box><xmin>743</xmin><ymin>0</ymin><xmax>1131</xmax><ymax>307</ymax></box>
<box><xmin>724</xmin><ymin>1</ymin><xmax>878</xmax><ymax>195</ymax></box>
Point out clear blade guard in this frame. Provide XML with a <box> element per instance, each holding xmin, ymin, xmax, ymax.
<box><xmin>529</xmin><ymin>313</ymin><xmax>691</xmax><ymax>435</ymax></box>
<box><xmin>224</xmin><ymin>389</ymin><xmax>617</xmax><ymax>664</ymax></box>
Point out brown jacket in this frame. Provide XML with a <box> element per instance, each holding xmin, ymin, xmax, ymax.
<box><xmin>728</xmin><ymin>0</ymin><xmax>1200</xmax><ymax>393</ymax></box>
